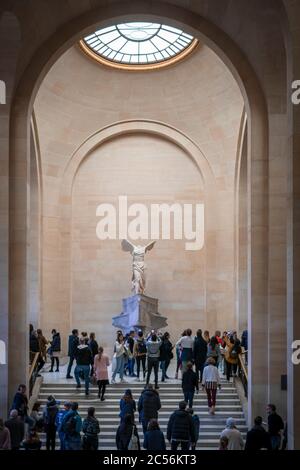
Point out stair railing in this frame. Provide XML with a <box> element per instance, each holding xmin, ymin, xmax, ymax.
<box><xmin>238</xmin><ymin>350</ymin><xmax>248</xmax><ymax>398</ymax></box>
<box><xmin>29</xmin><ymin>352</ymin><xmax>40</xmax><ymax>396</ymax></box>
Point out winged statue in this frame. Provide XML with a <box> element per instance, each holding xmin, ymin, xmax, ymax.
<box><xmin>121</xmin><ymin>239</ymin><xmax>156</xmax><ymax>294</ymax></box>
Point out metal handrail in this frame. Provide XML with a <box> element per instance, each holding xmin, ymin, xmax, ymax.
<box><xmin>29</xmin><ymin>352</ymin><xmax>40</xmax><ymax>385</ymax></box>
<box><xmin>238</xmin><ymin>351</ymin><xmax>248</xmax><ymax>381</ymax></box>
<box><xmin>238</xmin><ymin>350</ymin><xmax>248</xmax><ymax>398</ymax></box>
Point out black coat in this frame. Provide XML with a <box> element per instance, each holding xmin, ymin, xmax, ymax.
<box><xmin>88</xmin><ymin>339</ymin><xmax>99</xmax><ymax>357</ymax></box>
<box><xmin>143</xmin><ymin>429</ymin><xmax>166</xmax><ymax>450</ymax></box>
<box><xmin>116</xmin><ymin>423</ymin><xmax>140</xmax><ymax>450</ymax></box>
<box><xmin>138</xmin><ymin>389</ymin><xmax>161</xmax><ymax>421</ymax></box>
<box><xmin>30</xmin><ymin>333</ymin><xmax>39</xmax><ymax>353</ymax></box>
<box><xmin>268</xmin><ymin>412</ymin><xmax>284</xmax><ymax>436</ymax></box>
<box><xmin>51</xmin><ymin>333</ymin><xmax>61</xmax><ymax>352</ymax></box>
<box><xmin>5</xmin><ymin>417</ymin><xmax>25</xmax><ymax>448</ymax></box>
<box><xmin>159</xmin><ymin>339</ymin><xmax>173</xmax><ymax>361</ymax></box>
<box><xmin>193</xmin><ymin>336</ymin><xmax>207</xmax><ymax>365</ymax></box>
<box><xmin>167</xmin><ymin>410</ymin><xmax>195</xmax><ymax>442</ymax></box>
<box><xmin>245</xmin><ymin>426</ymin><xmax>271</xmax><ymax>450</ymax></box>
<box><xmin>182</xmin><ymin>369</ymin><xmax>199</xmax><ymax>393</ymax></box>
<box><xmin>68</xmin><ymin>334</ymin><xmax>79</xmax><ymax>357</ymax></box>
<box><xmin>75</xmin><ymin>345</ymin><xmax>93</xmax><ymax>366</ymax></box>
<box><xmin>11</xmin><ymin>392</ymin><xmax>28</xmax><ymax>417</ymax></box>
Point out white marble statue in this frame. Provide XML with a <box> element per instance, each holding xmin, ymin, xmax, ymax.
<box><xmin>121</xmin><ymin>239</ymin><xmax>156</xmax><ymax>295</ymax></box>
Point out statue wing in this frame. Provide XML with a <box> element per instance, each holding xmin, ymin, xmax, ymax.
<box><xmin>121</xmin><ymin>239</ymin><xmax>135</xmax><ymax>253</ymax></box>
<box><xmin>145</xmin><ymin>240</ymin><xmax>156</xmax><ymax>253</ymax></box>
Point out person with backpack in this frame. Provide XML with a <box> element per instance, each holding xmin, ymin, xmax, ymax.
<box><xmin>55</xmin><ymin>401</ymin><xmax>72</xmax><ymax>450</ymax></box>
<box><xmin>133</xmin><ymin>330</ymin><xmax>147</xmax><ymax>381</ymax></box>
<box><xmin>138</xmin><ymin>384</ymin><xmax>161</xmax><ymax>434</ymax></box>
<box><xmin>181</xmin><ymin>362</ymin><xmax>199</xmax><ymax>408</ymax></box>
<box><xmin>36</xmin><ymin>328</ymin><xmax>49</xmax><ymax>375</ymax></box>
<box><xmin>94</xmin><ymin>346</ymin><xmax>110</xmax><ymax>401</ymax></box>
<box><xmin>187</xmin><ymin>408</ymin><xmax>200</xmax><ymax>450</ymax></box>
<box><xmin>146</xmin><ymin>332</ymin><xmax>161</xmax><ymax>389</ymax></box>
<box><xmin>119</xmin><ymin>389</ymin><xmax>136</xmax><ymax>422</ymax></box>
<box><xmin>143</xmin><ymin>419</ymin><xmax>166</xmax><ymax>451</ymax></box>
<box><xmin>66</xmin><ymin>329</ymin><xmax>79</xmax><ymax>379</ymax></box>
<box><xmin>116</xmin><ymin>414</ymin><xmax>140</xmax><ymax>451</ymax></box>
<box><xmin>167</xmin><ymin>401</ymin><xmax>196</xmax><ymax>450</ymax></box>
<box><xmin>82</xmin><ymin>407</ymin><xmax>100</xmax><ymax>450</ymax></box>
<box><xmin>74</xmin><ymin>337</ymin><xmax>93</xmax><ymax>395</ymax></box>
<box><xmin>224</xmin><ymin>335</ymin><xmax>241</xmax><ymax>381</ymax></box>
<box><xmin>43</xmin><ymin>395</ymin><xmax>59</xmax><ymax>450</ymax></box>
<box><xmin>207</xmin><ymin>336</ymin><xmax>222</xmax><ymax>368</ymax></box>
<box><xmin>159</xmin><ymin>332</ymin><xmax>173</xmax><ymax>382</ymax></box>
<box><xmin>61</xmin><ymin>402</ymin><xmax>82</xmax><ymax>450</ymax></box>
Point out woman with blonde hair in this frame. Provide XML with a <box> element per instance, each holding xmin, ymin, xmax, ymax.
<box><xmin>201</xmin><ymin>357</ymin><xmax>221</xmax><ymax>415</ymax></box>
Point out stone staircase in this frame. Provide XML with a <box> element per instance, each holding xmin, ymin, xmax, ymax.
<box><xmin>37</xmin><ymin>378</ymin><xmax>247</xmax><ymax>449</ymax></box>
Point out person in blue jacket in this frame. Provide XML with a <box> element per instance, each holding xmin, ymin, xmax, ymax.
<box><xmin>119</xmin><ymin>389</ymin><xmax>136</xmax><ymax>422</ymax></box>
<box><xmin>55</xmin><ymin>401</ymin><xmax>72</xmax><ymax>450</ymax></box>
<box><xmin>61</xmin><ymin>402</ymin><xmax>82</xmax><ymax>450</ymax></box>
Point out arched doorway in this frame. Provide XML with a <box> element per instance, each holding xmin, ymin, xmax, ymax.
<box><xmin>8</xmin><ymin>1</ymin><xmax>268</xmax><ymax>428</ymax></box>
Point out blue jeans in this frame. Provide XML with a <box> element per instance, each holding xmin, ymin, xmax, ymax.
<box><xmin>270</xmin><ymin>435</ymin><xmax>281</xmax><ymax>450</ymax></box>
<box><xmin>65</xmin><ymin>435</ymin><xmax>81</xmax><ymax>450</ymax></box>
<box><xmin>161</xmin><ymin>360</ymin><xmax>167</xmax><ymax>380</ymax></box>
<box><xmin>59</xmin><ymin>431</ymin><xmax>66</xmax><ymax>450</ymax></box>
<box><xmin>66</xmin><ymin>356</ymin><xmax>75</xmax><ymax>377</ymax></box>
<box><xmin>128</xmin><ymin>357</ymin><xmax>135</xmax><ymax>376</ymax></box>
<box><xmin>112</xmin><ymin>355</ymin><xmax>125</xmax><ymax>380</ymax></box>
<box><xmin>184</xmin><ymin>390</ymin><xmax>195</xmax><ymax>408</ymax></box>
<box><xmin>74</xmin><ymin>364</ymin><xmax>90</xmax><ymax>392</ymax></box>
<box><xmin>142</xmin><ymin>419</ymin><xmax>149</xmax><ymax>434</ymax></box>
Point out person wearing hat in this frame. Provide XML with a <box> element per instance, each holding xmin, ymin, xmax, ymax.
<box><xmin>56</xmin><ymin>401</ymin><xmax>72</xmax><ymax>450</ymax></box>
<box><xmin>201</xmin><ymin>357</ymin><xmax>221</xmax><ymax>414</ymax></box>
<box><xmin>220</xmin><ymin>417</ymin><xmax>244</xmax><ymax>450</ymax></box>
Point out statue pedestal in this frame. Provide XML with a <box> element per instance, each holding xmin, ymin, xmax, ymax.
<box><xmin>112</xmin><ymin>294</ymin><xmax>168</xmax><ymax>334</ymax></box>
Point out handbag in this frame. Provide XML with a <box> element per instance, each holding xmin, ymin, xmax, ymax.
<box><xmin>128</xmin><ymin>425</ymin><xmax>139</xmax><ymax>450</ymax></box>
<box><xmin>90</xmin><ymin>375</ymin><xmax>97</xmax><ymax>386</ymax></box>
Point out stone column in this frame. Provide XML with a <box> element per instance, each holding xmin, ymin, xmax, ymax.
<box><xmin>285</xmin><ymin>0</ymin><xmax>300</xmax><ymax>449</ymax></box>
<box><xmin>0</xmin><ymin>11</ymin><xmax>20</xmax><ymax>417</ymax></box>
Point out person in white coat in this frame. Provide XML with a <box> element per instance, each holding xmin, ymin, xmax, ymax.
<box><xmin>220</xmin><ymin>417</ymin><xmax>244</xmax><ymax>450</ymax></box>
<box><xmin>201</xmin><ymin>357</ymin><xmax>221</xmax><ymax>414</ymax></box>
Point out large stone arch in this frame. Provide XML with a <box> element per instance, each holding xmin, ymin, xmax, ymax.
<box><xmin>8</xmin><ymin>1</ymin><xmax>269</xmax><ymax>428</ymax></box>
<box><xmin>57</xmin><ymin>119</ymin><xmax>218</xmax><ymax>342</ymax></box>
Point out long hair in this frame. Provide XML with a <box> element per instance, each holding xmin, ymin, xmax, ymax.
<box><xmin>123</xmin><ymin>389</ymin><xmax>133</xmax><ymax>401</ymax></box>
<box><xmin>148</xmin><ymin>419</ymin><xmax>160</xmax><ymax>431</ymax></box>
<box><xmin>117</xmin><ymin>333</ymin><xmax>123</xmax><ymax>343</ymax></box>
<box><xmin>97</xmin><ymin>346</ymin><xmax>104</xmax><ymax>360</ymax></box>
<box><xmin>209</xmin><ymin>336</ymin><xmax>218</xmax><ymax>350</ymax></box>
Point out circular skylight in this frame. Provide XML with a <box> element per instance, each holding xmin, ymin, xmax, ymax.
<box><xmin>80</xmin><ymin>22</ymin><xmax>198</xmax><ymax>70</ymax></box>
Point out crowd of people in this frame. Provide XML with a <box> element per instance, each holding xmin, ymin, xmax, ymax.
<box><xmin>0</xmin><ymin>325</ymin><xmax>287</xmax><ymax>451</ymax></box>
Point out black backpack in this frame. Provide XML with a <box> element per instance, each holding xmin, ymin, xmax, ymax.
<box><xmin>63</xmin><ymin>414</ymin><xmax>77</xmax><ymax>436</ymax></box>
<box><xmin>137</xmin><ymin>340</ymin><xmax>147</xmax><ymax>354</ymax></box>
<box><xmin>45</xmin><ymin>405</ymin><xmax>58</xmax><ymax>426</ymax></box>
